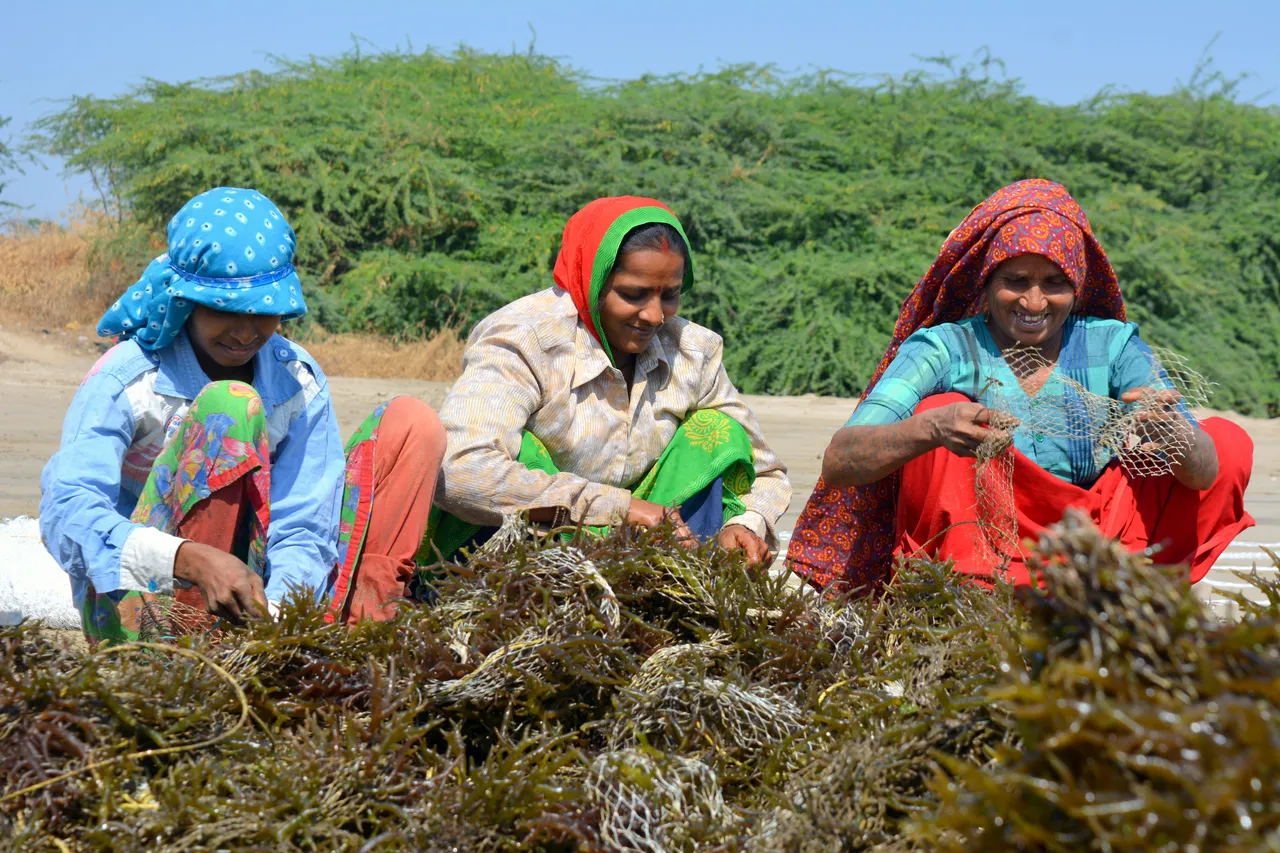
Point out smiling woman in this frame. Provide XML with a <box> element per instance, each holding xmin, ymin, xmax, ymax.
<box><xmin>788</xmin><ymin>179</ymin><xmax>1255</xmax><ymax>592</ymax></box>
<box><xmin>431</xmin><ymin>196</ymin><xmax>792</xmax><ymax>567</ymax></box>
<box><xmin>984</xmin><ymin>254</ymin><xmax>1076</xmax><ymax>351</ymax></box>
<box><xmin>595</xmin><ymin>224</ymin><xmax>688</xmax><ymax>383</ymax></box>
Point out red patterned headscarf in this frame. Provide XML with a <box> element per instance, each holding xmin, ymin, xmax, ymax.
<box><xmin>786</xmin><ymin>179</ymin><xmax>1125</xmax><ymax>591</ymax></box>
<box><xmin>553</xmin><ymin>196</ymin><xmax>694</xmax><ymax>365</ymax></box>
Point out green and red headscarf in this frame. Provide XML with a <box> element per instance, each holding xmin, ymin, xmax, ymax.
<box><xmin>787</xmin><ymin>179</ymin><xmax>1126</xmax><ymax>591</ymax></box>
<box><xmin>553</xmin><ymin>196</ymin><xmax>694</xmax><ymax>364</ymax></box>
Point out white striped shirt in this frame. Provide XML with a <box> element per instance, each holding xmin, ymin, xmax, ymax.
<box><xmin>435</xmin><ymin>288</ymin><xmax>791</xmax><ymax>541</ymax></box>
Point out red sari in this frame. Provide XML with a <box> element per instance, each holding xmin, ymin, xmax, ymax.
<box><xmin>786</xmin><ymin>179</ymin><xmax>1254</xmax><ymax>591</ymax></box>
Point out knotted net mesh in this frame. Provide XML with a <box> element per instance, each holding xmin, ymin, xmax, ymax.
<box><xmin>586</xmin><ymin>748</ymin><xmax>733</xmax><ymax>853</ymax></box>
<box><xmin>969</xmin><ymin>344</ymin><xmax>1212</xmax><ymax>571</ymax></box>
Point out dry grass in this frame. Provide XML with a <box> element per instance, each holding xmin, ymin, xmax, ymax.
<box><xmin>294</xmin><ymin>327</ymin><xmax>465</xmax><ymax>381</ymax></box>
<box><xmin>0</xmin><ymin>214</ymin><xmax>136</xmax><ymax>334</ymax></box>
<box><xmin>0</xmin><ymin>219</ymin><xmax>465</xmax><ymax>382</ymax></box>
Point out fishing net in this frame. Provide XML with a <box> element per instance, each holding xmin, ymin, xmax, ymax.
<box><xmin>969</xmin><ymin>344</ymin><xmax>1213</xmax><ymax>572</ymax></box>
<box><xmin>612</xmin><ymin>669</ymin><xmax>806</xmax><ymax>766</ymax></box>
<box><xmin>586</xmin><ymin>748</ymin><xmax>735</xmax><ymax>853</ymax></box>
<box><xmin>128</xmin><ymin>595</ymin><xmax>219</xmax><ymax>642</ymax></box>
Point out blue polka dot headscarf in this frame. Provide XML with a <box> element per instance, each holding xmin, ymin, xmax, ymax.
<box><xmin>97</xmin><ymin>187</ymin><xmax>308</xmax><ymax>351</ymax></box>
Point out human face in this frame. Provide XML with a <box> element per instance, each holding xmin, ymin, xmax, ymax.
<box><xmin>597</xmin><ymin>249</ymin><xmax>684</xmax><ymax>363</ymax></box>
<box><xmin>187</xmin><ymin>305</ymin><xmax>281</xmax><ymax>375</ymax></box>
<box><xmin>984</xmin><ymin>254</ymin><xmax>1076</xmax><ymax>351</ymax></box>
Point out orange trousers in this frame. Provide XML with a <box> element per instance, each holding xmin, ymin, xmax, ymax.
<box><xmin>178</xmin><ymin>396</ymin><xmax>446</xmax><ymax>624</ymax></box>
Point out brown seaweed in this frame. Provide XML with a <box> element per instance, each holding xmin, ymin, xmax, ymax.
<box><xmin>2</xmin><ymin>513</ymin><xmax>1277</xmax><ymax>852</ymax></box>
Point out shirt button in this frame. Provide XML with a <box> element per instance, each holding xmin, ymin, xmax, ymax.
<box><xmin>276</xmin><ymin>347</ymin><xmax>289</xmax><ymax>359</ymax></box>
<box><xmin>1035</xmin><ymin>433</ymin><xmax>1044</xmax><ymax>442</ymax></box>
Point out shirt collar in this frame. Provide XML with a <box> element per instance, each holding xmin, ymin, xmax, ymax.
<box><xmin>569</xmin><ymin>323</ymin><xmax>672</xmax><ymax>390</ymax></box>
<box><xmin>152</xmin><ymin>332</ymin><xmax>296</xmax><ymax>414</ymax></box>
<box><xmin>637</xmin><ymin>330</ymin><xmax>671</xmax><ymax>380</ymax></box>
<box><xmin>570</xmin><ymin>323</ymin><xmax>612</xmax><ymax>390</ymax></box>
<box><xmin>153</xmin><ymin>333</ymin><xmax>211</xmax><ymax>400</ymax></box>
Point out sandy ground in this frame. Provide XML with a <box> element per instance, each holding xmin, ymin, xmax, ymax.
<box><xmin>0</xmin><ymin>327</ymin><xmax>857</xmax><ymax>532</ymax></box>
<box><xmin>3</xmin><ymin>327</ymin><xmax>1279</xmax><ymax>607</ymax></box>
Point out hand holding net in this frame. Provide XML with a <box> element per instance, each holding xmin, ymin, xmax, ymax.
<box><xmin>971</xmin><ymin>344</ymin><xmax>1211</xmax><ymax>571</ymax></box>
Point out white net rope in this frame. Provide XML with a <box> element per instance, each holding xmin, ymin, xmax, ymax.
<box><xmin>586</xmin><ymin>748</ymin><xmax>733</xmax><ymax>853</ymax></box>
<box><xmin>970</xmin><ymin>344</ymin><xmax>1212</xmax><ymax>571</ymax></box>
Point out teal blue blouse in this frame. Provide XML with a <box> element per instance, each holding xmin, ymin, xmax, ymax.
<box><xmin>847</xmin><ymin>315</ymin><xmax>1187</xmax><ymax>487</ymax></box>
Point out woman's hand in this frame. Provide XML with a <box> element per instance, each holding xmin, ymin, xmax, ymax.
<box><xmin>174</xmin><ymin>541</ymin><xmax>268</xmax><ymax>623</ymax></box>
<box><xmin>717</xmin><ymin>524</ymin><xmax>771</xmax><ymax>566</ymax></box>
<box><xmin>1120</xmin><ymin>386</ymin><xmax>1182</xmax><ymax>407</ymax></box>
<box><xmin>925</xmin><ymin>402</ymin><xmax>1018</xmax><ymax>458</ymax></box>
<box><xmin>1121</xmin><ymin>387</ymin><xmax>1190</xmax><ymax>450</ymax></box>
<box><xmin>824</xmin><ymin>402</ymin><xmax>1020</xmax><ymax>487</ymax></box>
<box><xmin>627</xmin><ymin>498</ymin><xmax>697</xmax><ymax>548</ymax></box>
<box><xmin>1119</xmin><ymin>387</ymin><xmax>1218</xmax><ymax>490</ymax></box>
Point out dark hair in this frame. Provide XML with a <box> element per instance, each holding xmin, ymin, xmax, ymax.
<box><xmin>617</xmin><ymin>222</ymin><xmax>690</xmax><ymax>271</ymax></box>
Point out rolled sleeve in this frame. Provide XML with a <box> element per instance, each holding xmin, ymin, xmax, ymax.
<box><xmin>119</xmin><ymin>527</ymin><xmax>184</xmax><ymax>594</ymax></box>
<box><xmin>723</xmin><ymin>509</ymin><xmax>769</xmax><ymax>541</ymax></box>
<box><xmin>570</xmin><ymin>483</ymin><xmax>633</xmax><ymax>527</ymax></box>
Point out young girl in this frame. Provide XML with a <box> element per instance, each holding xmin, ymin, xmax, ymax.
<box><xmin>40</xmin><ymin>187</ymin><xmax>447</xmax><ymax>640</ymax></box>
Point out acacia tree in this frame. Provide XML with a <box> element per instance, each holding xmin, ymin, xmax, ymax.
<box><xmin>27</xmin><ymin>49</ymin><xmax>1280</xmax><ymax>413</ymax></box>
<box><xmin>28</xmin><ymin>95</ymin><xmax>125</xmax><ymax>222</ymax></box>
<box><xmin>0</xmin><ymin>114</ymin><xmax>19</xmax><ymax>209</ymax></box>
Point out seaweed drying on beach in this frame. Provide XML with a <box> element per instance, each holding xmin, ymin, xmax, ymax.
<box><xmin>2</xmin><ymin>511</ymin><xmax>1277</xmax><ymax>852</ymax></box>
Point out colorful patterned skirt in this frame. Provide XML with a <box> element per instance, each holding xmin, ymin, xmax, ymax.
<box><xmin>81</xmin><ymin>384</ymin><xmax>440</xmax><ymax>641</ymax></box>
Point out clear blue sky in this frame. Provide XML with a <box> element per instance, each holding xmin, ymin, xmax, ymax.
<box><xmin>3</xmin><ymin>0</ymin><xmax>1277</xmax><ymax>219</ymax></box>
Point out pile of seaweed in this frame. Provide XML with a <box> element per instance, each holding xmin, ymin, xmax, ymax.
<box><xmin>2</xmin><ymin>511</ymin><xmax>1278</xmax><ymax>852</ymax></box>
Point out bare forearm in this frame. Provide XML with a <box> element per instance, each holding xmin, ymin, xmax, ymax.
<box><xmin>1171</xmin><ymin>427</ymin><xmax>1218</xmax><ymax>491</ymax></box>
<box><xmin>822</xmin><ymin>415</ymin><xmax>938</xmax><ymax>487</ymax></box>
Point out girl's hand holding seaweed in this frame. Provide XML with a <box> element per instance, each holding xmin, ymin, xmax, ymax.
<box><xmin>174</xmin><ymin>542</ymin><xmax>268</xmax><ymax>623</ymax></box>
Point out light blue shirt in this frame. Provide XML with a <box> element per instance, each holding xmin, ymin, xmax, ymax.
<box><xmin>848</xmin><ymin>315</ymin><xmax>1189</xmax><ymax>487</ymax></box>
<box><xmin>40</xmin><ymin>333</ymin><xmax>345</xmax><ymax>606</ymax></box>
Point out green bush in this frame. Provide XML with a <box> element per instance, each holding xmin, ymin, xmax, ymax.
<box><xmin>30</xmin><ymin>49</ymin><xmax>1280</xmax><ymax>413</ymax></box>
